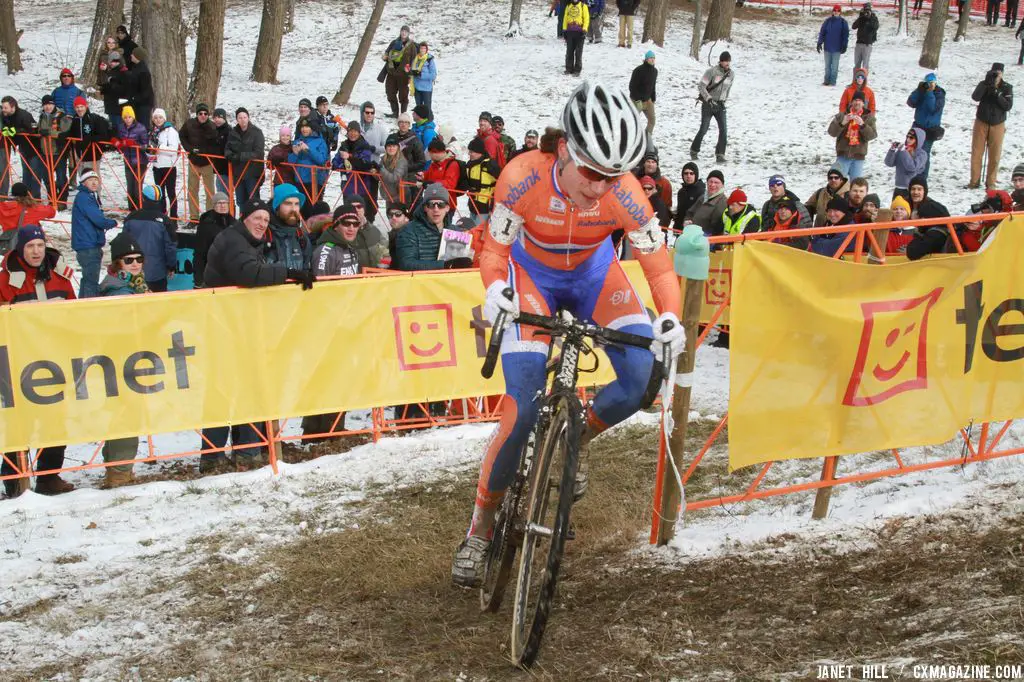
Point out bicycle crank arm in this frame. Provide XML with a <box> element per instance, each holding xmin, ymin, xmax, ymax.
<box><xmin>526</xmin><ymin>522</ymin><xmax>553</xmax><ymax>538</ymax></box>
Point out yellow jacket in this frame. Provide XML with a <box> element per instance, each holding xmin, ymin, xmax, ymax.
<box><xmin>562</xmin><ymin>2</ymin><xmax>590</xmax><ymax>32</ymax></box>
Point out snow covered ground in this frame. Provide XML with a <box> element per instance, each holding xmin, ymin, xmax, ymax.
<box><xmin>2</xmin><ymin>1</ymin><xmax>1023</xmax><ymax>678</ymax></box>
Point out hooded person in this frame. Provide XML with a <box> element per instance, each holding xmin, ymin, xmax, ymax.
<box><xmin>0</xmin><ymin>227</ymin><xmax>78</xmax><ymax>497</ymax></box>
<box><xmin>839</xmin><ymin>67</ymin><xmax>877</xmax><ymax>114</ymax></box>
<box><xmin>288</xmin><ymin>117</ymin><xmax>330</xmax><ymax>203</ymax></box>
<box><xmin>465</xmin><ymin>136</ymin><xmax>501</xmax><ymax>223</ymax></box>
<box><xmin>0</xmin><ymin>182</ymin><xmax>58</xmax><ymax>248</ymax></box>
<box><xmin>905</xmin><ymin>174</ymin><xmax>951</xmax><ymax>260</ymax></box>
<box><xmin>810</xmin><ymin>195</ymin><xmax>856</xmax><ymax>257</ymax></box>
<box><xmin>120</xmin><ymin>184</ymin><xmax>178</xmax><ymax>292</ymax></box>
<box><xmin>673</xmin><ymin>161</ymin><xmax>705</xmax><ymax>230</ymax></box>
<box><xmin>884</xmin><ymin>126</ymin><xmax>929</xmax><ymax>197</ymax></box>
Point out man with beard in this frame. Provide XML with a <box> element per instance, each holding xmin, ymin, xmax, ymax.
<box><xmin>267</xmin><ymin>183</ymin><xmax>313</xmax><ymax>271</ymax></box>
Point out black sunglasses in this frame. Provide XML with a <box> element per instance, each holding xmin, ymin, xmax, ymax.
<box><xmin>122</xmin><ymin>255</ymin><xmax>144</xmax><ymax>264</ymax></box>
<box><xmin>425</xmin><ymin>200</ymin><xmax>448</xmax><ymax>209</ymax></box>
<box><xmin>364</xmin><ymin>109</ymin><xmax>375</xmax><ymax>114</ymax></box>
<box><xmin>828</xmin><ymin>175</ymin><xmax>842</xmax><ymax>181</ymax></box>
<box><xmin>388</xmin><ymin>210</ymin><xmax>405</xmax><ymax>218</ymax></box>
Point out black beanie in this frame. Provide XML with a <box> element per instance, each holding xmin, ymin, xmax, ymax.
<box><xmin>707</xmin><ymin>169</ymin><xmax>724</xmax><ymax>184</ymax></box>
<box><xmin>908</xmin><ymin>174</ymin><xmax>928</xmax><ymax>195</ymax></box>
<box><xmin>468</xmin><ymin>137</ymin><xmax>486</xmax><ymax>154</ymax></box>
<box><xmin>242</xmin><ymin>198</ymin><xmax>271</xmax><ymax>219</ymax></box>
<box><xmin>827</xmin><ymin>196</ymin><xmax>850</xmax><ymax>215</ymax></box>
<box><xmin>682</xmin><ymin>161</ymin><xmax>699</xmax><ymax>178</ymax></box>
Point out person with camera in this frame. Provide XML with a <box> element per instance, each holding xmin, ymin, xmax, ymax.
<box><xmin>690</xmin><ymin>51</ymin><xmax>734</xmax><ymax>163</ymax></box>
<box><xmin>884</xmin><ymin>127</ymin><xmax>928</xmax><ymax>199</ymax></box>
<box><xmin>907</xmin><ymin>73</ymin><xmax>945</xmax><ymax>180</ymax></box>
<box><xmin>851</xmin><ymin>3</ymin><xmax>878</xmax><ymax>73</ymax></box>
<box><xmin>969</xmin><ymin>63</ymin><xmax>1013</xmax><ymax>190</ymax></box>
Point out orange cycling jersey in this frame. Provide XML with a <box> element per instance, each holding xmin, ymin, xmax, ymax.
<box><xmin>479</xmin><ymin>150</ymin><xmax>681</xmax><ymax>318</ymax></box>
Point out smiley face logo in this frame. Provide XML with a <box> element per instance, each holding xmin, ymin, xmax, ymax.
<box><xmin>392</xmin><ymin>304</ymin><xmax>458</xmax><ymax>371</ymax></box>
<box><xmin>842</xmin><ymin>287</ymin><xmax>943</xmax><ymax>407</ymax></box>
<box><xmin>705</xmin><ymin>268</ymin><xmax>732</xmax><ymax>305</ymax></box>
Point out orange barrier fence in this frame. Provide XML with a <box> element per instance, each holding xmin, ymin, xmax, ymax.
<box><xmin>0</xmin><ymin>135</ymin><xmax>485</xmax><ymax>225</ymax></box>
<box><xmin>649</xmin><ymin>216</ymin><xmax>1021</xmax><ymax>542</ymax></box>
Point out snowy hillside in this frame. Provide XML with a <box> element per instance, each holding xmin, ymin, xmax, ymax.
<box><xmin>2</xmin><ymin>1</ymin><xmax>1023</xmax><ymax>679</ymax></box>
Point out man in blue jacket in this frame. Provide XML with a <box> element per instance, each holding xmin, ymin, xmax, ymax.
<box><xmin>907</xmin><ymin>73</ymin><xmax>946</xmax><ymax>179</ymax></box>
<box><xmin>817</xmin><ymin>5</ymin><xmax>850</xmax><ymax>87</ymax></box>
<box><xmin>122</xmin><ymin>184</ymin><xmax>178</xmax><ymax>292</ymax></box>
<box><xmin>51</xmin><ymin>68</ymin><xmax>84</xmax><ymax>119</ymax></box>
<box><xmin>71</xmin><ymin>170</ymin><xmax>118</xmax><ymax>298</ymax></box>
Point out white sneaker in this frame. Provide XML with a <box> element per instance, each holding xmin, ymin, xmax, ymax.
<box><xmin>452</xmin><ymin>535</ymin><xmax>491</xmax><ymax>588</ymax></box>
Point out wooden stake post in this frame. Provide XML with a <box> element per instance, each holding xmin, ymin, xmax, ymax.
<box><xmin>654</xmin><ymin>226</ymin><xmax>710</xmax><ymax>546</ymax></box>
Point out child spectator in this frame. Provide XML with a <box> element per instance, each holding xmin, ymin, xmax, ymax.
<box><xmin>121</xmin><ymin>184</ymin><xmax>177</xmax><ymax>292</ymax></box>
<box><xmin>289</xmin><ymin>118</ymin><xmax>329</xmax><ymax>204</ymax></box>
<box><xmin>466</xmin><ymin>137</ymin><xmax>499</xmax><ymax>224</ymax></box>
<box><xmin>115</xmin><ymin>105</ymin><xmax>150</xmax><ymax>210</ymax></box>
<box><xmin>149</xmin><ymin>109</ymin><xmax>181</xmax><ymax>220</ymax></box>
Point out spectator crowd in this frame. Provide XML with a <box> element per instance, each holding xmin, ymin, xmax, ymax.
<box><xmin>0</xmin><ymin>11</ymin><xmax>1021</xmax><ymax>497</ymax></box>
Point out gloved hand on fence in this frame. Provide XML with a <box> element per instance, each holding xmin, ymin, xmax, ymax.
<box><xmin>483</xmin><ymin>280</ymin><xmax>519</xmax><ymax>328</ymax></box>
<box><xmin>443</xmin><ymin>257</ymin><xmax>474</xmax><ymax>269</ymax></box>
<box><xmin>286</xmin><ymin>268</ymin><xmax>316</xmax><ymax>291</ymax></box>
<box><xmin>650</xmin><ymin>312</ymin><xmax>686</xmax><ymax>360</ymax></box>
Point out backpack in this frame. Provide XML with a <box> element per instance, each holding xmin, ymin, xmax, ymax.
<box><xmin>455</xmin><ymin>159</ymin><xmax>471</xmax><ymax>192</ymax></box>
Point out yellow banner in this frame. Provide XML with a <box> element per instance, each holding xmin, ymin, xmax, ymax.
<box><xmin>701</xmin><ymin>251</ymin><xmax>732</xmax><ymax>326</ymax></box>
<box><xmin>728</xmin><ymin>218</ymin><xmax>1024</xmax><ymax>470</ymax></box>
<box><xmin>0</xmin><ymin>267</ymin><xmax>658</xmax><ymax>451</ymax></box>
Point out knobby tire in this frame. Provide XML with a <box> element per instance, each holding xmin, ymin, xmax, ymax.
<box><xmin>510</xmin><ymin>391</ymin><xmax>582</xmax><ymax>668</ymax></box>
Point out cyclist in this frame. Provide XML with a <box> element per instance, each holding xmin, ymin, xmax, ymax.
<box><xmin>452</xmin><ymin>81</ymin><xmax>685</xmax><ymax>588</ymax></box>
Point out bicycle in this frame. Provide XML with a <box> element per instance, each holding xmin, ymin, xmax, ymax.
<box><xmin>477</xmin><ymin>288</ymin><xmax>672</xmax><ymax>668</ymax></box>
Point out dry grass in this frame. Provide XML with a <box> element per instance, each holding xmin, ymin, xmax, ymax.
<box><xmin>14</xmin><ymin>425</ymin><xmax>1024</xmax><ymax>681</ymax></box>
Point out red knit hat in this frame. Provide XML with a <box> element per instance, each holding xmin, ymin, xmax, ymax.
<box><xmin>73</xmin><ymin>96</ymin><xmax>88</xmax><ymax>108</ymax></box>
<box><xmin>832</xmin><ymin>4</ymin><xmax>842</xmax><ymax>10</ymax></box>
<box><xmin>60</xmin><ymin>68</ymin><xmax>74</xmax><ymax>77</ymax></box>
<box><xmin>640</xmin><ymin>175</ymin><xmax>657</xmax><ymax>189</ymax></box>
<box><xmin>727</xmin><ymin>188</ymin><xmax>747</xmax><ymax>205</ymax></box>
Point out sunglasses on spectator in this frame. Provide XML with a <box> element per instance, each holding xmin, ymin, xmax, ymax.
<box><xmin>388</xmin><ymin>210</ymin><xmax>405</xmax><ymax>218</ymax></box>
<box><xmin>197</xmin><ymin>111</ymin><xmax>209</xmax><ymax>117</ymax></box>
<box><xmin>682</xmin><ymin>170</ymin><xmax>696</xmax><ymax>175</ymax></box>
<box><xmin>425</xmin><ymin>200</ymin><xmax>448</xmax><ymax>209</ymax></box>
<box><xmin>364</xmin><ymin>109</ymin><xmax>375</xmax><ymax>115</ymax></box>
<box><xmin>122</xmin><ymin>256</ymin><xmax>144</xmax><ymax>264</ymax></box>
<box><xmin>337</xmin><ymin>219</ymin><xmax>359</xmax><ymax>227</ymax></box>
<box><xmin>61</xmin><ymin>75</ymin><xmax>73</xmax><ymax>79</ymax></box>
<box><xmin>828</xmin><ymin>175</ymin><xmax>842</xmax><ymax>181</ymax></box>
<box><xmin>769</xmin><ymin>180</ymin><xmax>784</xmax><ymax>187</ymax></box>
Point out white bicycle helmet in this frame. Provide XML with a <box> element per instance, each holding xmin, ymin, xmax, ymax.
<box><xmin>561</xmin><ymin>80</ymin><xmax>648</xmax><ymax>176</ymax></box>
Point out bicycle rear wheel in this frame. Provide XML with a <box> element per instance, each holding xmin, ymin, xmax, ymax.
<box><xmin>509</xmin><ymin>391</ymin><xmax>582</xmax><ymax>668</ymax></box>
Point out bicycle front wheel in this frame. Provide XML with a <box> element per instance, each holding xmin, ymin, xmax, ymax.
<box><xmin>510</xmin><ymin>391</ymin><xmax>582</xmax><ymax>668</ymax></box>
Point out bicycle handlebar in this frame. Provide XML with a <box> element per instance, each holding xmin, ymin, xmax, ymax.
<box><xmin>481</xmin><ymin>289</ymin><xmax>672</xmax><ymax>379</ymax></box>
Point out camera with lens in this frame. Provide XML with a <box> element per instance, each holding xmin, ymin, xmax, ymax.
<box><xmin>986</xmin><ymin>70</ymin><xmax>999</xmax><ymax>84</ymax></box>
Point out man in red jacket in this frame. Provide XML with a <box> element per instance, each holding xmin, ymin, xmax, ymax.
<box><xmin>422</xmin><ymin>138</ymin><xmax>461</xmax><ymax>210</ymax></box>
<box><xmin>476</xmin><ymin>112</ymin><xmax>506</xmax><ymax>169</ymax></box>
<box><xmin>0</xmin><ymin>225</ymin><xmax>77</xmax><ymax>498</ymax></box>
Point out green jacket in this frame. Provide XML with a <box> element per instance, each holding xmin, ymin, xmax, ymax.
<box><xmin>393</xmin><ymin>207</ymin><xmax>453</xmax><ymax>271</ymax></box>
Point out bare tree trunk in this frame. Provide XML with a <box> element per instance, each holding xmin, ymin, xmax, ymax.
<box><xmin>506</xmin><ymin>0</ymin><xmax>524</xmax><ymax>37</ymax></box>
<box><xmin>251</xmin><ymin>0</ymin><xmax>285</xmax><ymax>83</ymax></box>
<box><xmin>642</xmin><ymin>0</ymin><xmax>669</xmax><ymax>44</ymax></box>
<box><xmin>0</xmin><ymin>0</ymin><xmax>24</xmax><ymax>74</ymax></box>
<box><xmin>690</xmin><ymin>0</ymin><xmax>703</xmax><ymax>58</ymax></box>
<box><xmin>143</xmin><ymin>0</ymin><xmax>188</xmax><ymax>126</ymax></box>
<box><xmin>284</xmin><ymin>0</ymin><xmax>295</xmax><ymax>34</ymax></box>
<box><xmin>954</xmin><ymin>0</ymin><xmax>970</xmax><ymax>40</ymax></box>
<box><xmin>189</xmin><ymin>0</ymin><xmax>226</xmax><ymax>110</ymax></box>
<box><xmin>896</xmin><ymin>0</ymin><xmax>909</xmax><ymax>35</ymax></box>
<box><xmin>81</xmin><ymin>0</ymin><xmax>126</xmax><ymax>88</ymax></box>
<box><xmin>919</xmin><ymin>0</ymin><xmax>949</xmax><ymax>68</ymax></box>
<box><xmin>703</xmin><ymin>0</ymin><xmax>735</xmax><ymax>42</ymax></box>
<box><xmin>333</xmin><ymin>0</ymin><xmax>387</xmax><ymax>105</ymax></box>
<box><xmin>130</xmin><ymin>0</ymin><xmax>147</xmax><ymax>47</ymax></box>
